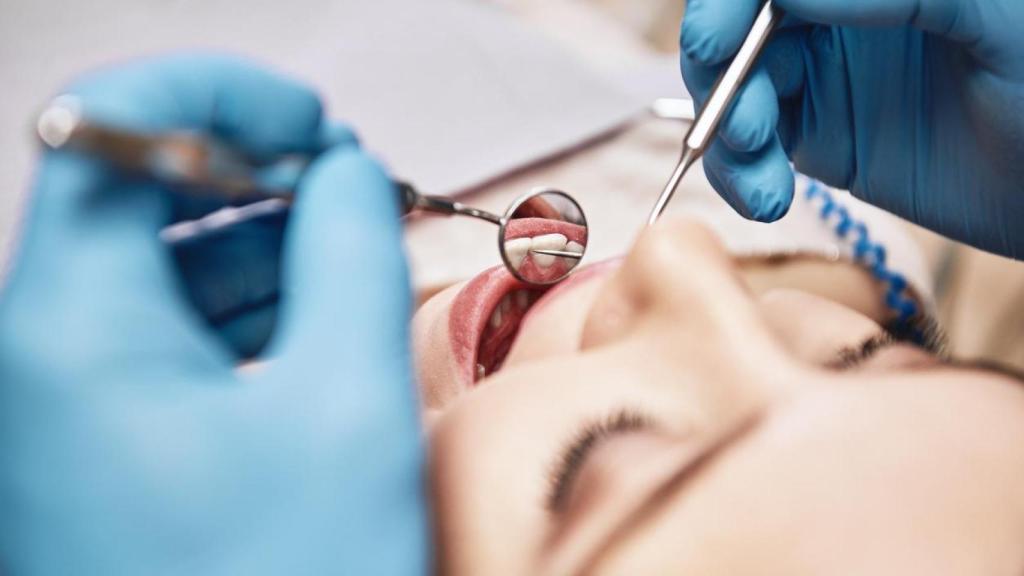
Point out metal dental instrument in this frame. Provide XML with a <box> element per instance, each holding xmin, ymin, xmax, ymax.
<box><xmin>527</xmin><ymin>249</ymin><xmax>583</xmax><ymax>259</ymax></box>
<box><xmin>401</xmin><ymin>184</ymin><xmax>589</xmax><ymax>285</ymax></box>
<box><xmin>35</xmin><ymin>96</ymin><xmax>591</xmax><ymax>286</ymax></box>
<box><xmin>647</xmin><ymin>0</ymin><xmax>783</xmax><ymax>225</ymax></box>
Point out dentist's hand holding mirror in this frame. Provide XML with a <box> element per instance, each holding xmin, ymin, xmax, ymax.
<box><xmin>0</xmin><ymin>55</ymin><xmax>427</xmax><ymax>575</ymax></box>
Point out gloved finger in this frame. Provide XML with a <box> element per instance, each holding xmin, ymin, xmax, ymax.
<box><xmin>760</xmin><ymin>28</ymin><xmax>810</xmax><ymax>155</ymax></box>
<box><xmin>681</xmin><ymin>51</ymin><xmax>780</xmax><ymax>155</ymax></box>
<box><xmin>776</xmin><ymin>0</ymin><xmax>981</xmax><ymax>43</ymax></box>
<box><xmin>68</xmin><ymin>54</ymin><xmax>337</xmax><ymax>158</ymax></box>
<box><xmin>20</xmin><ymin>54</ymin><xmax>338</xmax><ymax>281</ymax></box>
<box><xmin>702</xmin><ymin>135</ymin><xmax>795</xmax><ymax>222</ymax></box>
<box><xmin>269</xmin><ymin>147</ymin><xmax>411</xmax><ymax>376</ymax></box>
<box><xmin>4</xmin><ymin>55</ymin><xmax>340</xmax><ymax>363</ymax></box>
<box><xmin>780</xmin><ymin>25</ymin><xmax>858</xmax><ymax>191</ymax></box>
<box><xmin>776</xmin><ymin>96</ymin><xmax>802</xmax><ymax>156</ymax></box>
<box><xmin>172</xmin><ymin>213</ymin><xmax>287</xmax><ymax>359</ymax></box>
<box><xmin>680</xmin><ymin>0</ymin><xmax>763</xmax><ymax>66</ymax></box>
<box><xmin>168</xmin><ymin>121</ymin><xmax>360</xmax><ymax>360</ymax></box>
<box><xmin>761</xmin><ymin>27</ymin><xmax>808</xmax><ymax>99</ymax></box>
<box><xmin>2</xmin><ymin>153</ymin><xmax>231</xmax><ymax>367</ymax></box>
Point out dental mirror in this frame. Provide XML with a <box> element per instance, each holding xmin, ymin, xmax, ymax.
<box><xmin>499</xmin><ymin>189</ymin><xmax>588</xmax><ymax>286</ymax></box>
<box><xmin>36</xmin><ymin>100</ymin><xmax>590</xmax><ymax>286</ymax></box>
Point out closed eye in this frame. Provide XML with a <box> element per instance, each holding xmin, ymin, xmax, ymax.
<box><xmin>546</xmin><ymin>409</ymin><xmax>654</xmax><ymax>514</ymax></box>
<box><xmin>827</xmin><ymin>313</ymin><xmax>949</xmax><ymax>371</ymax></box>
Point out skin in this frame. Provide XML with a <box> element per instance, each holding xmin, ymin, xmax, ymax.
<box><xmin>414</xmin><ymin>220</ymin><xmax>1024</xmax><ymax>575</ymax></box>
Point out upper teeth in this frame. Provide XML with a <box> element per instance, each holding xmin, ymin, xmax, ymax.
<box><xmin>505</xmin><ymin>233</ymin><xmax>573</xmax><ymax>268</ymax></box>
<box><xmin>530</xmin><ymin>234</ymin><xmax>568</xmax><ymax>268</ymax></box>
<box><xmin>486</xmin><ymin>289</ymin><xmax>536</xmax><ymax>330</ymax></box>
<box><xmin>505</xmin><ymin>233</ymin><xmax>572</xmax><ymax>269</ymax></box>
<box><xmin>504</xmin><ymin>238</ymin><xmax>532</xmax><ymax>269</ymax></box>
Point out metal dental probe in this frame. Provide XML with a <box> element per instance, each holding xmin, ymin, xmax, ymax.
<box><xmin>528</xmin><ymin>249</ymin><xmax>583</xmax><ymax>259</ymax></box>
<box><xmin>647</xmin><ymin>1</ymin><xmax>784</xmax><ymax>225</ymax></box>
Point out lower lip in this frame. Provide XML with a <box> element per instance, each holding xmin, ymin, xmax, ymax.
<box><xmin>446</xmin><ymin>258</ymin><xmax>622</xmax><ymax>387</ymax></box>
<box><xmin>447</xmin><ymin>265</ymin><xmax>531</xmax><ymax>387</ymax></box>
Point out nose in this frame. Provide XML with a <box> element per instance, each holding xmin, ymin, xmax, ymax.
<box><xmin>581</xmin><ymin>219</ymin><xmax>767</xmax><ymax>350</ymax></box>
<box><xmin>579</xmin><ymin>219</ymin><xmax>797</xmax><ymax>418</ymax></box>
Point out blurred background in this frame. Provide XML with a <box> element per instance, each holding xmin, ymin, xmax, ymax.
<box><xmin>2</xmin><ymin>0</ymin><xmax>1021</xmax><ymax>369</ymax></box>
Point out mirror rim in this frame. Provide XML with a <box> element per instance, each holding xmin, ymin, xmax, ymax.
<box><xmin>497</xmin><ymin>187</ymin><xmax>588</xmax><ymax>286</ymax></box>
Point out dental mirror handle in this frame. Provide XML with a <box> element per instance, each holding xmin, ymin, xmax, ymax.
<box><xmin>398</xmin><ymin>182</ymin><xmax>502</xmax><ymax>225</ymax></box>
<box><xmin>648</xmin><ymin>1</ymin><xmax>783</xmax><ymax>225</ymax></box>
<box><xmin>37</xmin><ymin>95</ymin><xmax>300</xmax><ymax>203</ymax></box>
<box><xmin>38</xmin><ymin>96</ymin><xmax>428</xmax><ymax>212</ymax></box>
<box><xmin>37</xmin><ymin>97</ymin><xmax>508</xmax><ymax>243</ymax></box>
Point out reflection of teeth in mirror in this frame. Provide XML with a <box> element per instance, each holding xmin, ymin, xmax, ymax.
<box><xmin>504</xmin><ymin>238</ymin><xmax>532</xmax><ymax>269</ymax></box>
<box><xmin>566</xmin><ymin>240</ymin><xmax>584</xmax><ymax>255</ymax></box>
<box><xmin>530</xmin><ymin>233</ymin><xmax>568</xmax><ymax>268</ymax></box>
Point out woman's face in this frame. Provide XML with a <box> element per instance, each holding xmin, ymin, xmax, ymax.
<box><xmin>413</xmin><ymin>220</ymin><xmax>1024</xmax><ymax>575</ymax></box>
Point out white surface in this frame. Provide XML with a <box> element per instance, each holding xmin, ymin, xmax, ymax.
<box><xmin>0</xmin><ymin>0</ymin><xmax>656</xmax><ymax>264</ymax></box>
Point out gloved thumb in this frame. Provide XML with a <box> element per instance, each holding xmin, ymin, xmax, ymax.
<box><xmin>269</xmin><ymin>146</ymin><xmax>411</xmax><ymax>372</ymax></box>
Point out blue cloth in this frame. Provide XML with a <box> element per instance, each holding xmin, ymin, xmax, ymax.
<box><xmin>680</xmin><ymin>0</ymin><xmax>1024</xmax><ymax>258</ymax></box>
<box><xmin>0</xmin><ymin>55</ymin><xmax>428</xmax><ymax>575</ymax></box>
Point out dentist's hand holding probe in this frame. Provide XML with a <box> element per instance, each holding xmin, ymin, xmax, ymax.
<box><xmin>681</xmin><ymin>0</ymin><xmax>1024</xmax><ymax>258</ymax></box>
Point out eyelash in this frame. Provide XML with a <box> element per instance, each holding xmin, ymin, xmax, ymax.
<box><xmin>546</xmin><ymin>409</ymin><xmax>653</xmax><ymax>514</ymax></box>
<box><xmin>828</xmin><ymin>319</ymin><xmax>950</xmax><ymax>372</ymax></box>
<box><xmin>828</xmin><ymin>332</ymin><xmax>897</xmax><ymax>370</ymax></box>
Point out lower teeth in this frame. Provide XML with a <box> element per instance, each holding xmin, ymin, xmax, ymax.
<box><xmin>476</xmin><ymin>363</ymin><xmax>486</xmax><ymax>380</ymax></box>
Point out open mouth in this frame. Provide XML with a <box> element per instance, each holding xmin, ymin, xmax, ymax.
<box><xmin>448</xmin><ymin>265</ymin><xmax>548</xmax><ymax>386</ymax></box>
<box><xmin>445</xmin><ymin>219</ymin><xmax>589</xmax><ymax>385</ymax></box>
<box><xmin>445</xmin><ymin>253</ymin><xmax>621</xmax><ymax>387</ymax></box>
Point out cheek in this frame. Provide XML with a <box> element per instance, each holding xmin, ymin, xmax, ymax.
<box><xmin>758</xmin><ymin>289</ymin><xmax>880</xmax><ymax>365</ymax></box>
<box><xmin>502</xmin><ymin>279</ymin><xmax>605</xmax><ymax>368</ymax></box>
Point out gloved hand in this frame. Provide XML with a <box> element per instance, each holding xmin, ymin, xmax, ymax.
<box><xmin>680</xmin><ymin>0</ymin><xmax>1024</xmax><ymax>258</ymax></box>
<box><xmin>0</xmin><ymin>56</ymin><xmax>428</xmax><ymax>575</ymax></box>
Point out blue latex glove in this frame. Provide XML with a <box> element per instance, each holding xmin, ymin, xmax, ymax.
<box><xmin>173</xmin><ymin>210</ymin><xmax>288</xmax><ymax>359</ymax></box>
<box><xmin>680</xmin><ymin>0</ymin><xmax>1024</xmax><ymax>258</ymax></box>
<box><xmin>0</xmin><ymin>56</ymin><xmax>428</xmax><ymax>575</ymax></box>
<box><xmin>172</xmin><ymin>120</ymin><xmax>361</xmax><ymax>360</ymax></box>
